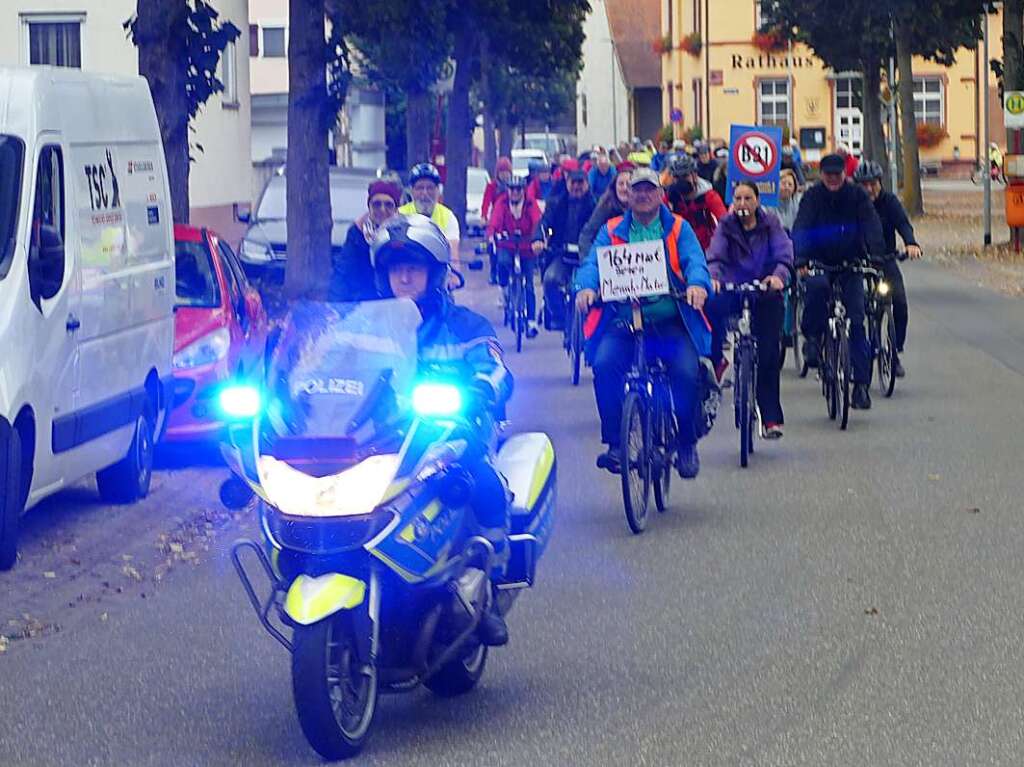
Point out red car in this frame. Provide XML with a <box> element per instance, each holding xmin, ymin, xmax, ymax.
<box><xmin>166</xmin><ymin>225</ymin><xmax>269</xmax><ymax>442</ymax></box>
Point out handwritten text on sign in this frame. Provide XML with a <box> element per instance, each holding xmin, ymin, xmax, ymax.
<box><xmin>596</xmin><ymin>240</ymin><xmax>670</xmax><ymax>302</ymax></box>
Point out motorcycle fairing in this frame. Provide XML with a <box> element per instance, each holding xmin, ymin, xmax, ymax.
<box><xmin>284</xmin><ymin>573</ymin><xmax>367</xmax><ymax>625</ymax></box>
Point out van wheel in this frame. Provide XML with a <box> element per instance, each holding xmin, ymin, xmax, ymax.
<box><xmin>0</xmin><ymin>429</ymin><xmax>24</xmax><ymax>571</ymax></box>
<box><xmin>97</xmin><ymin>411</ymin><xmax>154</xmax><ymax>504</ymax></box>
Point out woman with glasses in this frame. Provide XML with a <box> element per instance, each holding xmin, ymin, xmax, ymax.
<box><xmin>329</xmin><ymin>180</ymin><xmax>401</xmax><ymax>302</ymax></box>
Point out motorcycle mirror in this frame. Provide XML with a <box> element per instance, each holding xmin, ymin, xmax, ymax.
<box><xmin>220</xmin><ymin>476</ymin><xmax>255</xmax><ymax>510</ymax></box>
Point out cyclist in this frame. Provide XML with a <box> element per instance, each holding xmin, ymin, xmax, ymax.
<box><xmin>792</xmin><ymin>153</ymin><xmax>885</xmax><ymax>410</ymax></box>
<box><xmin>371</xmin><ymin>214</ymin><xmax>513</xmax><ymax>646</ymax></box>
<box><xmin>666</xmin><ymin>153</ymin><xmax>728</xmax><ymax>251</ymax></box>
<box><xmin>588</xmin><ymin>150</ymin><xmax>617</xmax><ymax>200</ymax></box>
<box><xmin>398</xmin><ymin>162</ymin><xmax>462</xmax><ymax>270</ymax></box>
<box><xmin>852</xmin><ymin>160</ymin><xmax>922</xmax><ymax>378</ymax></box>
<box><xmin>527</xmin><ymin>160</ymin><xmax>554</xmax><ymax>207</ymax></box>
<box><xmin>989</xmin><ymin>141</ymin><xmax>1004</xmax><ymax>176</ymax></box>
<box><xmin>481</xmin><ymin>156</ymin><xmax>513</xmax><ymax>221</ymax></box>
<box><xmin>769</xmin><ymin>169</ymin><xmax>803</xmax><ymax>233</ymax></box>
<box><xmin>574</xmin><ymin>168</ymin><xmax>712</xmax><ymax>478</ymax></box>
<box><xmin>695</xmin><ymin>141</ymin><xmax>718</xmax><ymax>183</ymax></box>
<box><xmin>532</xmin><ymin>168</ymin><xmax>595</xmax><ymax>330</ymax></box>
<box><xmin>329</xmin><ymin>179</ymin><xmax>401</xmax><ymax>302</ymax></box>
<box><xmin>579</xmin><ymin>162</ymin><xmax>635</xmax><ymax>258</ymax></box>
<box><xmin>487</xmin><ymin>176</ymin><xmax>543</xmax><ymax>336</ymax></box>
<box><xmin>705</xmin><ymin>181</ymin><xmax>793</xmax><ymax>439</ymax></box>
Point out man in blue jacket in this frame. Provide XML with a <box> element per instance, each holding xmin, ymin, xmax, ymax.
<box><xmin>574</xmin><ymin>168</ymin><xmax>712</xmax><ymax>478</ymax></box>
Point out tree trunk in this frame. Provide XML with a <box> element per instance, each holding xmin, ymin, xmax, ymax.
<box><xmin>498</xmin><ymin>119</ymin><xmax>514</xmax><ymax>157</ymax></box>
<box><xmin>895</xmin><ymin>19</ymin><xmax>923</xmax><ymax>216</ymax></box>
<box><xmin>406</xmin><ymin>90</ymin><xmax>432</xmax><ymax>168</ymax></box>
<box><xmin>1004</xmin><ymin>0</ymin><xmax>1024</xmax><ymax>90</ymax></box>
<box><xmin>284</xmin><ymin>0</ymin><xmax>332</xmax><ymax>301</ymax></box>
<box><xmin>861</xmin><ymin>58</ymin><xmax>890</xmax><ymax>187</ymax></box>
<box><xmin>480</xmin><ymin>32</ymin><xmax>497</xmax><ymax>172</ymax></box>
<box><xmin>445</xmin><ymin>22</ymin><xmax>475</xmax><ymax>239</ymax></box>
<box><xmin>135</xmin><ymin>0</ymin><xmax>190</xmax><ymax>223</ymax></box>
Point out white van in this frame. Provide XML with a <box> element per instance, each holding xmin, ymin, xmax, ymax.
<box><xmin>0</xmin><ymin>67</ymin><xmax>175</xmax><ymax>569</ymax></box>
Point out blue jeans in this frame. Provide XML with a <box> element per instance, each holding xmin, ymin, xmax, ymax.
<box><xmin>592</xmin><ymin>318</ymin><xmax>700</xmax><ymax>448</ymax></box>
<box><xmin>801</xmin><ymin>272</ymin><xmax>871</xmax><ymax>384</ymax></box>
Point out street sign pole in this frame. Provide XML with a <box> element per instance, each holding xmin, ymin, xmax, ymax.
<box><xmin>983</xmin><ymin>11</ymin><xmax>992</xmax><ymax>247</ymax></box>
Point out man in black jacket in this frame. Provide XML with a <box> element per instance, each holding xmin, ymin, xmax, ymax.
<box><xmin>853</xmin><ymin>161</ymin><xmax>922</xmax><ymax>378</ymax></box>
<box><xmin>532</xmin><ymin>169</ymin><xmax>596</xmax><ymax>329</ymax></box>
<box><xmin>793</xmin><ymin>153</ymin><xmax>885</xmax><ymax>409</ymax></box>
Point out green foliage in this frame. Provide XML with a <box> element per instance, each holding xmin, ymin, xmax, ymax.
<box><xmin>124</xmin><ymin>1</ymin><xmax>239</xmax><ymax>121</ymax></box>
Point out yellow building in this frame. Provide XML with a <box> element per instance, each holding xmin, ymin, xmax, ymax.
<box><xmin>661</xmin><ymin>1</ymin><xmax>1008</xmax><ymax>168</ymax></box>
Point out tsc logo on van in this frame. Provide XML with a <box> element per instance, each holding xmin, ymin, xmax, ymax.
<box><xmin>83</xmin><ymin>150</ymin><xmax>121</xmax><ymax>212</ymax></box>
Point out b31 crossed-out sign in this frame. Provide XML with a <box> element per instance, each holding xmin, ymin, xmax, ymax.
<box><xmin>726</xmin><ymin>124</ymin><xmax>783</xmax><ymax>207</ymax></box>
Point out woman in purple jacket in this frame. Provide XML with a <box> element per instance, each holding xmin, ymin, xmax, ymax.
<box><xmin>705</xmin><ymin>181</ymin><xmax>793</xmax><ymax>439</ymax></box>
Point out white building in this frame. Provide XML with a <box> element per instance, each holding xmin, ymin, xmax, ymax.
<box><xmin>0</xmin><ymin>1</ymin><xmax>253</xmax><ymax>241</ymax></box>
<box><xmin>248</xmin><ymin>0</ymin><xmax>387</xmax><ymax>180</ymax></box>
<box><xmin>577</xmin><ymin>0</ymin><xmax>664</xmax><ymax>151</ymax></box>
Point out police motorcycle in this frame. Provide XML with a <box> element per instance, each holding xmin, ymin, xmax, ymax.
<box><xmin>219</xmin><ymin>298</ymin><xmax>556</xmax><ymax>761</ymax></box>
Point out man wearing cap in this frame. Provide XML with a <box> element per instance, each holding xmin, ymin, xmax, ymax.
<box><xmin>574</xmin><ymin>168</ymin><xmax>713</xmax><ymax>479</ymax></box>
<box><xmin>792</xmin><ymin>152</ymin><xmax>885</xmax><ymax>409</ymax></box>
<box><xmin>329</xmin><ymin>179</ymin><xmax>402</xmax><ymax>301</ymax></box>
<box><xmin>532</xmin><ymin>168</ymin><xmax>595</xmax><ymax>329</ymax></box>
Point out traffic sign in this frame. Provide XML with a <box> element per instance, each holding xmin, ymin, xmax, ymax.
<box><xmin>726</xmin><ymin>124</ymin><xmax>783</xmax><ymax>206</ymax></box>
<box><xmin>1005</xmin><ymin>91</ymin><xmax>1024</xmax><ymax>128</ymax></box>
<box><xmin>670</xmin><ymin>108</ymin><xmax>683</xmax><ymax>124</ymax></box>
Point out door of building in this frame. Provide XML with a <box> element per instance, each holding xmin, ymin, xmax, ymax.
<box><xmin>834</xmin><ymin>74</ymin><xmax>864</xmax><ymax>157</ymax></box>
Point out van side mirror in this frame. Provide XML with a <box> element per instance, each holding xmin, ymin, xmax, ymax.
<box><xmin>234</xmin><ymin>203</ymin><xmax>251</xmax><ymax>224</ymax></box>
<box><xmin>29</xmin><ymin>224</ymin><xmax>65</xmax><ymax>301</ymax></box>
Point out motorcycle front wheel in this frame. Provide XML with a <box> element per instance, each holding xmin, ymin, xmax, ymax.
<box><xmin>292</xmin><ymin>612</ymin><xmax>378</xmax><ymax>761</ymax></box>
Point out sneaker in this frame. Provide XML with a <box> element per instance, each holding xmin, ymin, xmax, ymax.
<box><xmin>892</xmin><ymin>355</ymin><xmax>906</xmax><ymax>378</ymax></box>
<box><xmin>596</xmin><ymin>447</ymin><xmax>622</xmax><ymax>474</ymax></box>
<box><xmin>714</xmin><ymin>358</ymin><xmax>730</xmax><ymax>385</ymax></box>
<box><xmin>852</xmin><ymin>383</ymin><xmax>872</xmax><ymax>410</ymax></box>
<box><xmin>527</xmin><ymin>320</ymin><xmax>539</xmax><ymax>338</ymax></box>
<box><xmin>677</xmin><ymin>443</ymin><xmax>700</xmax><ymax>479</ymax></box>
<box><xmin>763</xmin><ymin>422</ymin><xmax>784</xmax><ymax>440</ymax></box>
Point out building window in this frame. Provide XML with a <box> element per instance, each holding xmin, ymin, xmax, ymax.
<box><xmin>221</xmin><ymin>40</ymin><xmax>238</xmax><ymax>106</ymax></box>
<box><xmin>249</xmin><ymin>24</ymin><xmax>259</xmax><ymax>57</ymax></box>
<box><xmin>692</xmin><ymin>0</ymin><xmax>702</xmax><ymax>36</ymax></box>
<box><xmin>757</xmin><ymin>78</ymin><xmax>790</xmax><ymax>127</ymax></box>
<box><xmin>23</xmin><ymin>16</ymin><xmax>82</xmax><ymax>68</ymax></box>
<box><xmin>755</xmin><ymin>0</ymin><xmax>779</xmax><ymax>30</ymax></box>
<box><xmin>581</xmin><ymin>93</ymin><xmax>588</xmax><ymax>127</ymax></box>
<box><xmin>693</xmin><ymin>79</ymin><xmax>703</xmax><ymax>131</ymax></box>
<box><xmin>913</xmin><ymin>76</ymin><xmax>944</xmax><ymax>126</ymax></box>
<box><xmin>262</xmin><ymin>26</ymin><xmax>286</xmax><ymax>58</ymax></box>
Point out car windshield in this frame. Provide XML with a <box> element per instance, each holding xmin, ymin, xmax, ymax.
<box><xmin>174</xmin><ymin>239</ymin><xmax>221</xmax><ymax>308</ymax></box>
<box><xmin>467</xmin><ymin>169</ymin><xmax>489</xmax><ymax>196</ymax></box>
<box><xmin>267</xmin><ymin>298</ymin><xmax>421</xmax><ymax>438</ymax></box>
<box><xmin>512</xmin><ymin>155</ymin><xmax>539</xmax><ymax>174</ymax></box>
<box><xmin>0</xmin><ymin>135</ymin><xmax>25</xmax><ymax>281</ymax></box>
<box><xmin>255</xmin><ymin>172</ymin><xmax>371</xmax><ymax>224</ymax></box>
<box><xmin>525</xmin><ymin>137</ymin><xmax>560</xmax><ymax>156</ymax></box>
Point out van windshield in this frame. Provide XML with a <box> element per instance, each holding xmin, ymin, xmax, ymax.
<box><xmin>0</xmin><ymin>136</ymin><xmax>25</xmax><ymax>281</ymax></box>
<box><xmin>174</xmin><ymin>239</ymin><xmax>221</xmax><ymax>308</ymax></box>
<box><xmin>256</xmin><ymin>172</ymin><xmax>372</xmax><ymax>225</ymax></box>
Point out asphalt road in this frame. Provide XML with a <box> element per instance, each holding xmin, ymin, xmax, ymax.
<box><xmin>3</xmin><ymin>259</ymin><xmax>1024</xmax><ymax>766</ymax></box>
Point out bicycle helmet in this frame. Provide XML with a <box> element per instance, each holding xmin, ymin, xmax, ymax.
<box><xmin>669</xmin><ymin>153</ymin><xmax>698</xmax><ymax>177</ymax></box>
<box><xmin>506</xmin><ymin>175</ymin><xmax>527</xmax><ymax>190</ymax></box>
<box><xmin>409</xmin><ymin>162</ymin><xmax>442</xmax><ymax>187</ymax></box>
<box><xmin>371</xmin><ymin>214</ymin><xmax>451</xmax><ymax>300</ymax></box>
<box><xmin>528</xmin><ymin>159</ymin><xmax>546</xmax><ymax>174</ymax></box>
<box><xmin>853</xmin><ymin>160</ymin><xmax>884</xmax><ymax>183</ymax></box>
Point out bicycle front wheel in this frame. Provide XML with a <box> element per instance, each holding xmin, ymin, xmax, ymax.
<box><xmin>823</xmin><ymin>329</ymin><xmax>838</xmax><ymax>421</ymax></box>
<box><xmin>837</xmin><ymin>324</ymin><xmax>851</xmax><ymax>430</ymax></box>
<box><xmin>620</xmin><ymin>391</ymin><xmax>651</xmax><ymax>535</ymax></box>
<box><xmin>736</xmin><ymin>343</ymin><xmax>753</xmax><ymax>468</ymax></box>
<box><xmin>792</xmin><ymin>290</ymin><xmax>805</xmax><ymax>376</ymax></box>
<box><xmin>514</xmin><ymin>277</ymin><xmax>525</xmax><ymax>353</ymax></box>
<box><xmin>877</xmin><ymin>304</ymin><xmax>897</xmax><ymax>398</ymax></box>
<box><xmin>653</xmin><ymin>388</ymin><xmax>674</xmax><ymax>513</ymax></box>
<box><xmin>569</xmin><ymin>310</ymin><xmax>583</xmax><ymax>386</ymax></box>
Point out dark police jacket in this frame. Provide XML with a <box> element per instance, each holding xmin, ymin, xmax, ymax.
<box><xmin>792</xmin><ymin>181</ymin><xmax>885</xmax><ymax>268</ymax></box>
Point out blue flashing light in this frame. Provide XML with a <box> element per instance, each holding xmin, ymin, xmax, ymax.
<box><xmin>218</xmin><ymin>384</ymin><xmax>262</xmax><ymax>419</ymax></box>
<box><xmin>412</xmin><ymin>382</ymin><xmax>463</xmax><ymax>417</ymax></box>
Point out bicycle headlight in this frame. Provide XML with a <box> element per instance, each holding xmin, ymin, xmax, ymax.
<box><xmin>877</xmin><ymin>281</ymin><xmax>890</xmax><ymax>296</ymax></box>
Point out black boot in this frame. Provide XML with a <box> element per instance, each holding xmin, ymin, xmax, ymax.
<box><xmin>478</xmin><ymin>604</ymin><xmax>509</xmax><ymax>647</ymax></box>
<box><xmin>852</xmin><ymin>383</ymin><xmax>872</xmax><ymax>410</ymax></box>
<box><xmin>892</xmin><ymin>353</ymin><xmax>906</xmax><ymax>378</ymax></box>
<box><xmin>596</xmin><ymin>447</ymin><xmax>622</xmax><ymax>474</ymax></box>
<box><xmin>677</xmin><ymin>442</ymin><xmax>700</xmax><ymax>479</ymax></box>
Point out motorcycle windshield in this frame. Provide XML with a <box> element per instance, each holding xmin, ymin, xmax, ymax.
<box><xmin>268</xmin><ymin>298</ymin><xmax>421</xmax><ymax>438</ymax></box>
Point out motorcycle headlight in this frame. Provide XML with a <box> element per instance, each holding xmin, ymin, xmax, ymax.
<box><xmin>877</xmin><ymin>281</ymin><xmax>890</xmax><ymax>296</ymax></box>
<box><xmin>412</xmin><ymin>382</ymin><xmax>463</xmax><ymax>417</ymax></box>
<box><xmin>240</xmin><ymin>237</ymin><xmax>274</xmax><ymax>263</ymax></box>
<box><xmin>217</xmin><ymin>384</ymin><xmax>262</xmax><ymax>419</ymax></box>
<box><xmin>173</xmin><ymin>327</ymin><xmax>231</xmax><ymax>370</ymax></box>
